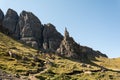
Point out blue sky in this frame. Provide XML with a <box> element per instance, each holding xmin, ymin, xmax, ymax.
<box><xmin>0</xmin><ymin>0</ymin><xmax>120</xmax><ymax>58</ymax></box>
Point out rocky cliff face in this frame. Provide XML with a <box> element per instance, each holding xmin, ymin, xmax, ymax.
<box><xmin>57</xmin><ymin>28</ymin><xmax>81</xmax><ymax>58</ymax></box>
<box><xmin>0</xmin><ymin>8</ymin><xmax>63</xmax><ymax>51</ymax></box>
<box><xmin>0</xmin><ymin>8</ymin><xmax>107</xmax><ymax>59</ymax></box>
<box><xmin>43</xmin><ymin>23</ymin><xmax>63</xmax><ymax>52</ymax></box>
<box><xmin>3</xmin><ymin>9</ymin><xmax>19</xmax><ymax>37</ymax></box>
<box><xmin>0</xmin><ymin>9</ymin><xmax>4</xmax><ymax>32</ymax></box>
<box><xmin>57</xmin><ymin>28</ymin><xmax>107</xmax><ymax>61</ymax></box>
<box><xmin>18</xmin><ymin>10</ymin><xmax>43</xmax><ymax>49</ymax></box>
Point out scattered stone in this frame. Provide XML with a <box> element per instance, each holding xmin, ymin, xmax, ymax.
<box><xmin>14</xmin><ymin>74</ymin><xmax>20</xmax><ymax>78</ymax></box>
<box><xmin>109</xmin><ymin>75</ymin><xmax>113</xmax><ymax>79</ymax></box>
<box><xmin>22</xmin><ymin>56</ymin><xmax>29</xmax><ymax>61</ymax></box>
<box><xmin>84</xmin><ymin>70</ymin><xmax>92</xmax><ymax>75</ymax></box>
<box><xmin>80</xmin><ymin>63</ymin><xmax>87</xmax><ymax>67</ymax></box>
<box><xmin>0</xmin><ymin>69</ymin><xmax>20</xmax><ymax>80</ymax></box>
<box><xmin>33</xmin><ymin>55</ymin><xmax>40</xmax><ymax>62</ymax></box>
<box><xmin>8</xmin><ymin>51</ymin><xmax>21</xmax><ymax>59</ymax></box>
<box><xmin>87</xmin><ymin>64</ymin><xmax>91</xmax><ymax>68</ymax></box>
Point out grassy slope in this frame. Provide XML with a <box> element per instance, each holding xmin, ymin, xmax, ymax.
<box><xmin>0</xmin><ymin>32</ymin><xmax>37</xmax><ymax>74</ymax></box>
<box><xmin>0</xmin><ymin>32</ymin><xmax>120</xmax><ymax>80</ymax></box>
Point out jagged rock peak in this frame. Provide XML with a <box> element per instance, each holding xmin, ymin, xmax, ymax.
<box><xmin>0</xmin><ymin>9</ymin><xmax>4</xmax><ymax>25</ymax></box>
<box><xmin>20</xmin><ymin>10</ymin><xmax>41</xmax><ymax>25</ymax></box>
<box><xmin>64</xmin><ymin>27</ymin><xmax>69</xmax><ymax>39</ymax></box>
<box><xmin>6</xmin><ymin>8</ymin><xmax>18</xmax><ymax>16</ymax></box>
<box><xmin>57</xmin><ymin>28</ymin><xmax>108</xmax><ymax>61</ymax></box>
<box><xmin>57</xmin><ymin>28</ymin><xmax>79</xmax><ymax>58</ymax></box>
<box><xmin>2</xmin><ymin>8</ymin><xmax>19</xmax><ymax>35</ymax></box>
<box><xmin>18</xmin><ymin>10</ymin><xmax>43</xmax><ymax>49</ymax></box>
<box><xmin>43</xmin><ymin>23</ymin><xmax>63</xmax><ymax>52</ymax></box>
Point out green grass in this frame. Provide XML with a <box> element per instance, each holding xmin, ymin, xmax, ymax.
<box><xmin>0</xmin><ymin>32</ymin><xmax>120</xmax><ymax>80</ymax></box>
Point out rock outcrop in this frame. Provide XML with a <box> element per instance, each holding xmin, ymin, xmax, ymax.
<box><xmin>3</xmin><ymin>8</ymin><xmax>19</xmax><ymax>37</ymax></box>
<box><xmin>0</xmin><ymin>9</ymin><xmax>4</xmax><ymax>25</ymax></box>
<box><xmin>18</xmin><ymin>11</ymin><xmax>43</xmax><ymax>49</ymax></box>
<box><xmin>57</xmin><ymin>28</ymin><xmax>107</xmax><ymax>61</ymax></box>
<box><xmin>0</xmin><ymin>9</ymin><xmax>63</xmax><ymax>51</ymax></box>
<box><xmin>0</xmin><ymin>9</ymin><xmax>4</xmax><ymax>32</ymax></box>
<box><xmin>57</xmin><ymin>28</ymin><xmax>82</xmax><ymax>58</ymax></box>
<box><xmin>0</xmin><ymin>8</ymin><xmax>108</xmax><ymax>60</ymax></box>
<box><xmin>43</xmin><ymin>23</ymin><xmax>63</xmax><ymax>52</ymax></box>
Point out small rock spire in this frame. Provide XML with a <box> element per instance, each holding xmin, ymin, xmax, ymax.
<box><xmin>64</xmin><ymin>27</ymin><xmax>69</xmax><ymax>38</ymax></box>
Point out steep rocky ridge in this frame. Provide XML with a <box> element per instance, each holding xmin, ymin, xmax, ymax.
<box><xmin>3</xmin><ymin>8</ymin><xmax>19</xmax><ymax>38</ymax></box>
<box><xmin>18</xmin><ymin>10</ymin><xmax>43</xmax><ymax>49</ymax></box>
<box><xmin>57</xmin><ymin>28</ymin><xmax>107</xmax><ymax>61</ymax></box>
<box><xmin>43</xmin><ymin>23</ymin><xmax>63</xmax><ymax>52</ymax></box>
<box><xmin>0</xmin><ymin>9</ymin><xmax>4</xmax><ymax>32</ymax></box>
<box><xmin>0</xmin><ymin>8</ymin><xmax>107</xmax><ymax>59</ymax></box>
<box><xmin>0</xmin><ymin>8</ymin><xmax>63</xmax><ymax>51</ymax></box>
<box><xmin>1</xmin><ymin>9</ymin><xmax>120</xmax><ymax>80</ymax></box>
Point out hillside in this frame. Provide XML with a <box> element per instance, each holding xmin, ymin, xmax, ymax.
<box><xmin>0</xmin><ymin>32</ymin><xmax>120</xmax><ymax>80</ymax></box>
<box><xmin>0</xmin><ymin>8</ymin><xmax>120</xmax><ymax>80</ymax></box>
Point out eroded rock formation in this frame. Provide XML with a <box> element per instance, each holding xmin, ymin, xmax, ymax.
<box><xmin>57</xmin><ymin>28</ymin><xmax>107</xmax><ymax>61</ymax></box>
<box><xmin>0</xmin><ymin>9</ymin><xmax>4</xmax><ymax>32</ymax></box>
<box><xmin>0</xmin><ymin>8</ymin><xmax>108</xmax><ymax>60</ymax></box>
<box><xmin>43</xmin><ymin>23</ymin><xmax>63</xmax><ymax>52</ymax></box>
<box><xmin>3</xmin><ymin>8</ymin><xmax>19</xmax><ymax>37</ymax></box>
<box><xmin>57</xmin><ymin>28</ymin><xmax>82</xmax><ymax>58</ymax></box>
<box><xmin>18</xmin><ymin>11</ymin><xmax>43</xmax><ymax>49</ymax></box>
<box><xmin>0</xmin><ymin>9</ymin><xmax>63</xmax><ymax>51</ymax></box>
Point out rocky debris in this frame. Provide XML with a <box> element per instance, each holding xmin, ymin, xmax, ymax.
<box><xmin>3</xmin><ymin>8</ymin><xmax>19</xmax><ymax>38</ymax></box>
<box><xmin>83</xmin><ymin>70</ymin><xmax>92</xmax><ymax>74</ymax></box>
<box><xmin>43</xmin><ymin>23</ymin><xmax>63</xmax><ymax>52</ymax></box>
<box><xmin>8</xmin><ymin>51</ymin><xmax>22</xmax><ymax>59</ymax></box>
<box><xmin>22</xmin><ymin>56</ymin><xmax>29</xmax><ymax>61</ymax></box>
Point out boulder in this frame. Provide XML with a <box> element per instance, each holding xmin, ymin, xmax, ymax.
<box><xmin>43</xmin><ymin>23</ymin><xmax>63</xmax><ymax>51</ymax></box>
<box><xmin>3</xmin><ymin>8</ymin><xmax>19</xmax><ymax>36</ymax></box>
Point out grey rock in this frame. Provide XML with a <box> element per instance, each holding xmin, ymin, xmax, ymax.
<box><xmin>8</xmin><ymin>51</ymin><xmax>21</xmax><ymax>59</ymax></box>
<box><xmin>21</xmin><ymin>24</ymin><xmax>33</xmax><ymax>37</ymax></box>
<box><xmin>0</xmin><ymin>9</ymin><xmax>4</xmax><ymax>26</ymax></box>
<box><xmin>0</xmin><ymin>9</ymin><xmax>4</xmax><ymax>32</ymax></box>
<box><xmin>43</xmin><ymin>23</ymin><xmax>63</xmax><ymax>52</ymax></box>
<box><xmin>18</xmin><ymin>10</ymin><xmax>43</xmax><ymax>49</ymax></box>
<box><xmin>20</xmin><ymin>37</ymin><xmax>36</xmax><ymax>42</ymax></box>
<box><xmin>3</xmin><ymin>8</ymin><xmax>19</xmax><ymax>35</ymax></box>
<box><xmin>57</xmin><ymin>28</ymin><xmax>79</xmax><ymax>58</ymax></box>
<box><xmin>57</xmin><ymin>28</ymin><xmax>107</xmax><ymax>61</ymax></box>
